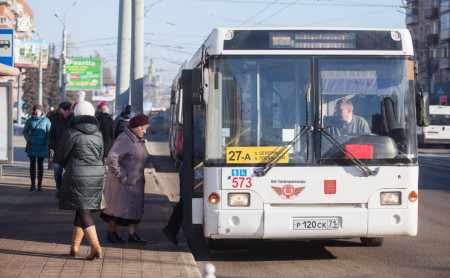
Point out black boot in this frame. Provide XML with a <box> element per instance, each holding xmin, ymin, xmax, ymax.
<box><xmin>128</xmin><ymin>232</ymin><xmax>147</xmax><ymax>245</ymax></box>
<box><xmin>162</xmin><ymin>227</ymin><xmax>178</xmax><ymax>245</ymax></box>
<box><xmin>30</xmin><ymin>184</ymin><xmax>35</xmax><ymax>191</ymax></box>
<box><xmin>107</xmin><ymin>232</ymin><xmax>125</xmax><ymax>243</ymax></box>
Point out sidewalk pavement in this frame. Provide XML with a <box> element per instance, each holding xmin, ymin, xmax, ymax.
<box><xmin>0</xmin><ymin>135</ymin><xmax>202</xmax><ymax>278</ymax></box>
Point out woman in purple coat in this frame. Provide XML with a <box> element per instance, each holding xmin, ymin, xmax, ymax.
<box><xmin>100</xmin><ymin>114</ymin><xmax>150</xmax><ymax>244</ymax></box>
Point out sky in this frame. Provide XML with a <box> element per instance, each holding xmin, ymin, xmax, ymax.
<box><xmin>25</xmin><ymin>0</ymin><xmax>408</xmax><ymax>89</ymax></box>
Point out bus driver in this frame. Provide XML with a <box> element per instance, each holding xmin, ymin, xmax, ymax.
<box><xmin>325</xmin><ymin>98</ymin><xmax>371</xmax><ymax>136</ymax></box>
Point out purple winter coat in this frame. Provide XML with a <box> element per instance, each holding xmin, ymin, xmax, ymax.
<box><xmin>102</xmin><ymin>127</ymin><xmax>149</xmax><ymax>220</ymax></box>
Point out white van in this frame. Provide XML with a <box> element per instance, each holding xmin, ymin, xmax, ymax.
<box><xmin>417</xmin><ymin>105</ymin><xmax>450</xmax><ymax>148</ymax></box>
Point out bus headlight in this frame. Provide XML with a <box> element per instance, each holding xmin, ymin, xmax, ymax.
<box><xmin>380</xmin><ymin>192</ymin><xmax>401</xmax><ymax>205</ymax></box>
<box><xmin>228</xmin><ymin>193</ymin><xmax>250</xmax><ymax>207</ymax></box>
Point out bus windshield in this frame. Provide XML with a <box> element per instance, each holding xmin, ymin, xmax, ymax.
<box><xmin>205</xmin><ymin>55</ymin><xmax>417</xmax><ymax>166</ymax></box>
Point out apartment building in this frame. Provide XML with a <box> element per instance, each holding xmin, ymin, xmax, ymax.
<box><xmin>406</xmin><ymin>0</ymin><xmax>450</xmax><ymax>104</ymax></box>
<box><xmin>0</xmin><ymin>0</ymin><xmax>34</xmax><ymax>106</ymax></box>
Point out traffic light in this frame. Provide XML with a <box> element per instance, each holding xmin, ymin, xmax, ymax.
<box><xmin>440</xmin><ymin>96</ymin><xmax>447</xmax><ymax>105</ymax></box>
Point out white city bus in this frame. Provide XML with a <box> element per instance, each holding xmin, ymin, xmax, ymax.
<box><xmin>173</xmin><ymin>28</ymin><xmax>429</xmax><ymax>247</ymax></box>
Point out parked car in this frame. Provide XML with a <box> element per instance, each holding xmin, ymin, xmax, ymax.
<box><xmin>417</xmin><ymin>105</ymin><xmax>450</xmax><ymax>148</ymax></box>
<box><xmin>148</xmin><ymin>116</ymin><xmax>168</xmax><ymax>134</ymax></box>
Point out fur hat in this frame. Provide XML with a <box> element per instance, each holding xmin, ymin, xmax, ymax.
<box><xmin>129</xmin><ymin>114</ymin><xmax>149</xmax><ymax>128</ymax></box>
<box><xmin>74</xmin><ymin>91</ymin><xmax>95</xmax><ymax>116</ymax></box>
<box><xmin>32</xmin><ymin>104</ymin><xmax>44</xmax><ymax>112</ymax></box>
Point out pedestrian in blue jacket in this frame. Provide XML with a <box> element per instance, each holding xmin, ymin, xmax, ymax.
<box><xmin>23</xmin><ymin>104</ymin><xmax>51</xmax><ymax>191</ymax></box>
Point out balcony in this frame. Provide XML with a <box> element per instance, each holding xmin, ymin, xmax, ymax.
<box><xmin>412</xmin><ymin>39</ymin><xmax>421</xmax><ymax>50</ymax></box>
<box><xmin>406</xmin><ymin>15</ymin><xmax>419</xmax><ymax>25</ymax></box>
<box><xmin>442</xmin><ymin>2</ymin><xmax>450</xmax><ymax>13</ymax></box>
<box><xmin>425</xmin><ymin>8</ymin><xmax>439</xmax><ymax>19</ymax></box>
<box><xmin>439</xmin><ymin>57</ymin><xmax>450</xmax><ymax>70</ymax></box>
<box><xmin>427</xmin><ymin>34</ymin><xmax>439</xmax><ymax>46</ymax></box>
<box><xmin>405</xmin><ymin>10</ymin><xmax>419</xmax><ymax>26</ymax></box>
<box><xmin>441</xmin><ymin>29</ymin><xmax>450</xmax><ymax>41</ymax></box>
<box><xmin>0</xmin><ymin>0</ymin><xmax>12</xmax><ymax>6</ymax></box>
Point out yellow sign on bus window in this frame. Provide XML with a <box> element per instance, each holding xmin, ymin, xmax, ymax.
<box><xmin>226</xmin><ymin>146</ymin><xmax>289</xmax><ymax>164</ymax></box>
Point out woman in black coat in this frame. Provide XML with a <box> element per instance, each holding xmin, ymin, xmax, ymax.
<box><xmin>96</xmin><ymin>105</ymin><xmax>114</xmax><ymax>160</ymax></box>
<box><xmin>54</xmin><ymin>97</ymin><xmax>104</xmax><ymax>260</ymax></box>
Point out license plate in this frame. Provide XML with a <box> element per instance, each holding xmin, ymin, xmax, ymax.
<box><xmin>292</xmin><ymin>218</ymin><xmax>340</xmax><ymax>230</ymax></box>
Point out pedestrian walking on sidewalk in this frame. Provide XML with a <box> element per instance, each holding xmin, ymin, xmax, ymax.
<box><xmin>100</xmin><ymin>114</ymin><xmax>150</xmax><ymax>245</ymax></box>
<box><xmin>23</xmin><ymin>104</ymin><xmax>51</xmax><ymax>191</ymax></box>
<box><xmin>54</xmin><ymin>98</ymin><xmax>105</xmax><ymax>260</ymax></box>
<box><xmin>49</xmin><ymin>101</ymin><xmax>74</xmax><ymax>198</ymax></box>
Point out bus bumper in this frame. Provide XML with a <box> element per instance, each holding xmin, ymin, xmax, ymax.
<box><xmin>204</xmin><ymin>205</ymin><xmax>417</xmax><ymax>239</ymax></box>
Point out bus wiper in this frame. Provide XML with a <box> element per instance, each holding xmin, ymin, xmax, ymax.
<box><xmin>255</xmin><ymin>125</ymin><xmax>313</xmax><ymax>177</ymax></box>
<box><xmin>318</xmin><ymin>127</ymin><xmax>375</xmax><ymax>177</ymax></box>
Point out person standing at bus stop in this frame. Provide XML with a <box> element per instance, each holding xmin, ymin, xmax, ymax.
<box><xmin>96</xmin><ymin>105</ymin><xmax>114</xmax><ymax>163</ymax></box>
<box><xmin>49</xmin><ymin>101</ymin><xmax>74</xmax><ymax>198</ymax></box>
<box><xmin>23</xmin><ymin>104</ymin><xmax>51</xmax><ymax>191</ymax></box>
<box><xmin>114</xmin><ymin>104</ymin><xmax>131</xmax><ymax>139</ymax></box>
<box><xmin>54</xmin><ymin>99</ymin><xmax>105</xmax><ymax>260</ymax></box>
<box><xmin>100</xmin><ymin>114</ymin><xmax>150</xmax><ymax>245</ymax></box>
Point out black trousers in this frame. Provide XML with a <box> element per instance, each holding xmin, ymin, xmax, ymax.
<box><xmin>29</xmin><ymin>157</ymin><xmax>44</xmax><ymax>186</ymax></box>
<box><xmin>167</xmin><ymin>197</ymin><xmax>183</xmax><ymax>235</ymax></box>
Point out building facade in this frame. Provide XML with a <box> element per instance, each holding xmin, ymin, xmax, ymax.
<box><xmin>0</xmin><ymin>0</ymin><xmax>34</xmax><ymax>107</ymax></box>
<box><xmin>406</xmin><ymin>0</ymin><xmax>449</xmax><ymax>104</ymax></box>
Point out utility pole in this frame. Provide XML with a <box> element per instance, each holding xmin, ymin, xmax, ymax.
<box><xmin>116</xmin><ymin>0</ymin><xmax>132</xmax><ymax>114</ymax></box>
<box><xmin>131</xmin><ymin>0</ymin><xmax>144</xmax><ymax>114</ymax></box>
<box><xmin>38</xmin><ymin>44</ymin><xmax>43</xmax><ymax>105</ymax></box>
<box><xmin>61</xmin><ymin>25</ymin><xmax>67</xmax><ymax>101</ymax></box>
<box><xmin>55</xmin><ymin>1</ymin><xmax>77</xmax><ymax>102</ymax></box>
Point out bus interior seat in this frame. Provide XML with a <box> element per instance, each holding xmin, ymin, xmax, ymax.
<box><xmin>372</xmin><ymin>97</ymin><xmax>407</xmax><ymax>151</ymax></box>
<box><xmin>372</xmin><ymin>97</ymin><xmax>396</xmax><ymax>136</ymax></box>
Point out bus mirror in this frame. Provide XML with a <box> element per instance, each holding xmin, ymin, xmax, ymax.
<box><xmin>416</xmin><ymin>91</ymin><xmax>430</xmax><ymax>127</ymax></box>
<box><xmin>192</xmin><ymin>68</ymin><xmax>203</xmax><ymax>105</ymax></box>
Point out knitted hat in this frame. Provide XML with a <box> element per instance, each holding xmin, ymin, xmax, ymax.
<box><xmin>74</xmin><ymin>91</ymin><xmax>95</xmax><ymax>116</ymax></box>
<box><xmin>96</xmin><ymin>102</ymin><xmax>105</xmax><ymax>109</ymax></box>
<box><xmin>122</xmin><ymin>104</ymin><xmax>131</xmax><ymax>114</ymax></box>
<box><xmin>74</xmin><ymin>101</ymin><xmax>95</xmax><ymax>116</ymax></box>
<box><xmin>129</xmin><ymin>114</ymin><xmax>149</xmax><ymax>128</ymax></box>
<box><xmin>32</xmin><ymin>104</ymin><xmax>44</xmax><ymax>112</ymax></box>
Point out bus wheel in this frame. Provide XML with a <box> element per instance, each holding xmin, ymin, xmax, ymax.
<box><xmin>360</xmin><ymin>237</ymin><xmax>383</xmax><ymax>247</ymax></box>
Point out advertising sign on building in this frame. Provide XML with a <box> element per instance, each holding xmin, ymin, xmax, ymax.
<box><xmin>0</xmin><ymin>29</ymin><xmax>13</xmax><ymax>66</ymax></box>
<box><xmin>14</xmin><ymin>40</ymin><xmax>49</xmax><ymax>68</ymax></box>
<box><xmin>92</xmin><ymin>84</ymin><xmax>116</xmax><ymax>102</ymax></box>
<box><xmin>66</xmin><ymin>58</ymin><xmax>102</xmax><ymax>90</ymax></box>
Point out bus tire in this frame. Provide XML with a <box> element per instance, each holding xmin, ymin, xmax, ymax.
<box><xmin>360</xmin><ymin>237</ymin><xmax>383</xmax><ymax>247</ymax></box>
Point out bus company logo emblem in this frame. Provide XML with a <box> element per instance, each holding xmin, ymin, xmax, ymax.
<box><xmin>324</xmin><ymin>180</ymin><xmax>336</xmax><ymax>194</ymax></box>
<box><xmin>272</xmin><ymin>185</ymin><xmax>305</xmax><ymax>199</ymax></box>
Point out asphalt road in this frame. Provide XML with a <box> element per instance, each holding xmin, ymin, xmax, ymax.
<box><xmin>148</xmin><ymin>133</ymin><xmax>450</xmax><ymax>278</ymax></box>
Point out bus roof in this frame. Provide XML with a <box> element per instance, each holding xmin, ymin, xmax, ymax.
<box><xmin>199</xmin><ymin>27</ymin><xmax>413</xmax><ymax>56</ymax></box>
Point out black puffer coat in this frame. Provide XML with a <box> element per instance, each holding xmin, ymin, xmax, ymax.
<box><xmin>55</xmin><ymin>115</ymin><xmax>104</xmax><ymax>210</ymax></box>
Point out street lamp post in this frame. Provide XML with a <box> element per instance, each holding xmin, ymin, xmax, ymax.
<box><xmin>55</xmin><ymin>1</ymin><xmax>77</xmax><ymax>102</ymax></box>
